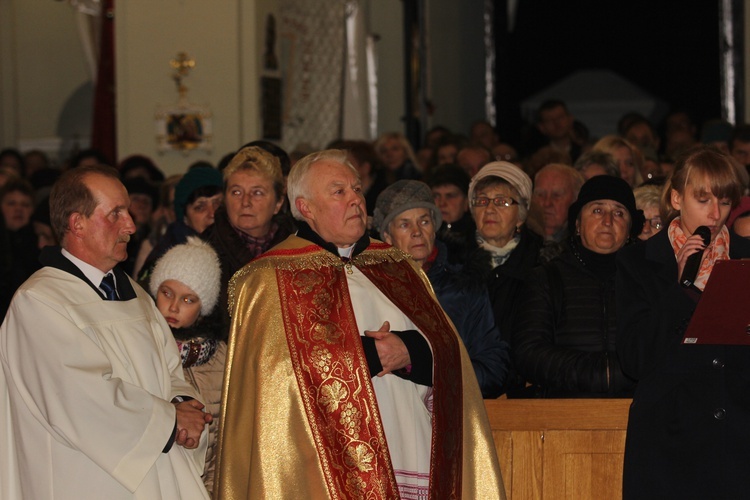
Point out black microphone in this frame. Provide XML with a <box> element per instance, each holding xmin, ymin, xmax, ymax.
<box><xmin>680</xmin><ymin>225</ymin><xmax>711</xmax><ymax>288</ymax></box>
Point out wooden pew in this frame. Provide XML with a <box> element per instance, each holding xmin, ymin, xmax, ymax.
<box><xmin>485</xmin><ymin>397</ymin><xmax>631</xmax><ymax>499</ymax></box>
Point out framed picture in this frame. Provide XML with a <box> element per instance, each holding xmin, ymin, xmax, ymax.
<box><xmin>155</xmin><ymin>104</ymin><xmax>213</xmax><ymax>152</ymax></box>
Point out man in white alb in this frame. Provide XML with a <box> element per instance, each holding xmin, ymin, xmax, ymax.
<box><xmin>1</xmin><ymin>165</ymin><xmax>211</xmax><ymax>499</ymax></box>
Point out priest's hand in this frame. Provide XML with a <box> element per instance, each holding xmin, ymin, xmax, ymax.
<box><xmin>364</xmin><ymin>321</ymin><xmax>411</xmax><ymax>376</ymax></box>
<box><xmin>174</xmin><ymin>400</ymin><xmax>212</xmax><ymax>449</ymax></box>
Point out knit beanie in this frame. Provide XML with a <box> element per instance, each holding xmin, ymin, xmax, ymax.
<box><xmin>373</xmin><ymin>180</ymin><xmax>443</xmax><ymax>235</ymax></box>
<box><xmin>469</xmin><ymin>161</ymin><xmax>532</xmax><ymax>210</ymax></box>
<box><xmin>149</xmin><ymin>237</ymin><xmax>221</xmax><ymax>316</ymax></box>
<box><xmin>567</xmin><ymin>175</ymin><xmax>645</xmax><ymax>239</ymax></box>
<box><xmin>173</xmin><ymin>167</ymin><xmax>223</xmax><ymax>222</ymax></box>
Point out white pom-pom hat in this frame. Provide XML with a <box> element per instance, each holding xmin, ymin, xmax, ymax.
<box><xmin>149</xmin><ymin>236</ymin><xmax>221</xmax><ymax>316</ymax></box>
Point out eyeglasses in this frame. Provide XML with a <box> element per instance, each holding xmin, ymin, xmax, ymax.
<box><xmin>471</xmin><ymin>196</ymin><xmax>519</xmax><ymax>208</ymax></box>
<box><xmin>643</xmin><ymin>217</ymin><xmax>663</xmax><ymax>231</ymax></box>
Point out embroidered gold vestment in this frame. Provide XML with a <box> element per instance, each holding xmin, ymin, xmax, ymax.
<box><xmin>214</xmin><ymin>236</ymin><xmax>505</xmax><ymax>499</ymax></box>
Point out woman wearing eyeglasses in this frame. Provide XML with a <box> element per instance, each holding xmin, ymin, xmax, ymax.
<box><xmin>462</xmin><ymin>162</ymin><xmax>543</xmax><ymax>396</ymax></box>
<box><xmin>372</xmin><ymin>180</ymin><xmax>510</xmax><ymax>398</ymax></box>
<box><xmin>633</xmin><ymin>184</ymin><xmax>664</xmax><ymax>241</ymax></box>
<box><xmin>512</xmin><ymin>175</ymin><xmax>643</xmax><ymax>397</ymax></box>
<box><xmin>616</xmin><ymin>146</ymin><xmax>750</xmax><ymax>498</ymax></box>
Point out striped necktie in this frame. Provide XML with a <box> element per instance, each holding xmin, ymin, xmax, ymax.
<box><xmin>99</xmin><ymin>273</ymin><xmax>119</xmax><ymax>301</ymax></box>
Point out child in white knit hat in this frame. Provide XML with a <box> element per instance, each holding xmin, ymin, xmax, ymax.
<box><xmin>149</xmin><ymin>236</ymin><xmax>224</xmax><ymax>491</ymax></box>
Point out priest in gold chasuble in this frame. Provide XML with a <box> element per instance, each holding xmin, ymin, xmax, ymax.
<box><xmin>214</xmin><ymin>150</ymin><xmax>505</xmax><ymax>500</ymax></box>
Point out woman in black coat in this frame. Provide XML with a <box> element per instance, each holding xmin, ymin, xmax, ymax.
<box><xmin>461</xmin><ymin>161</ymin><xmax>543</xmax><ymax>396</ymax></box>
<box><xmin>513</xmin><ymin>175</ymin><xmax>643</xmax><ymax>397</ymax></box>
<box><xmin>616</xmin><ymin>146</ymin><xmax>750</xmax><ymax>499</ymax></box>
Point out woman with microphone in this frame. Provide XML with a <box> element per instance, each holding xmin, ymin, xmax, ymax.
<box><xmin>616</xmin><ymin>145</ymin><xmax>750</xmax><ymax>498</ymax></box>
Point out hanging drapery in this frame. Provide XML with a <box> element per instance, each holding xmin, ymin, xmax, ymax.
<box><xmin>277</xmin><ymin>0</ymin><xmax>345</xmax><ymax>151</ymax></box>
<box><xmin>483</xmin><ymin>0</ymin><xmax>496</xmax><ymax>127</ymax></box>
<box><xmin>365</xmin><ymin>29</ymin><xmax>379</xmax><ymax>139</ymax></box>
<box><xmin>68</xmin><ymin>0</ymin><xmax>102</xmax><ymax>82</ymax></box>
<box><xmin>719</xmin><ymin>0</ymin><xmax>744</xmax><ymax>124</ymax></box>
<box><xmin>342</xmin><ymin>0</ymin><xmax>378</xmax><ymax>142</ymax></box>
<box><xmin>62</xmin><ymin>0</ymin><xmax>114</xmax><ymax>160</ymax></box>
<box><xmin>277</xmin><ymin>0</ymin><xmax>378</xmax><ymax>149</ymax></box>
<box><xmin>90</xmin><ymin>0</ymin><xmax>116</xmax><ymax>163</ymax></box>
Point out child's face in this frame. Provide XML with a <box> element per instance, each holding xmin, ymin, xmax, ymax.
<box><xmin>156</xmin><ymin>279</ymin><xmax>202</xmax><ymax>329</ymax></box>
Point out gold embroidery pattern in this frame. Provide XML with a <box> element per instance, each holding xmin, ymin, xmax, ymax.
<box><xmin>227</xmin><ymin>238</ymin><xmax>408</xmax><ymax>313</ymax></box>
<box><xmin>338</xmin><ymin>402</ymin><xmax>362</xmax><ymax>439</ymax></box>
<box><xmin>222</xmin><ymin>239</ymin><xmax>472</xmax><ymax>498</ymax></box>
<box><xmin>320</xmin><ymin>379</ymin><xmax>347</xmax><ymax>413</ymax></box>
<box><xmin>310</xmin><ymin>345</ymin><xmax>334</xmax><ymax>375</ymax></box>
<box><xmin>293</xmin><ymin>268</ymin><xmax>326</xmax><ymax>294</ymax></box>
<box><xmin>277</xmin><ymin>262</ymin><xmax>397</xmax><ymax>500</ymax></box>
<box><xmin>344</xmin><ymin>442</ymin><xmax>375</xmax><ymax>471</ymax></box>
<box><xmin>345</xmin><ymin>471</ymin><xmax>368</xmax><ymax>498</ymax></box>
<box><xmin>360</xmin><ymin>258</ymin><xmax>464</xmax><ymax>499</ymax></box>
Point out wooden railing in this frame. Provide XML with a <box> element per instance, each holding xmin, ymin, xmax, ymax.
<box><xmin>484</xmin><ymin>397</ymin><xmax>632</xmax><ymax>500</ymax></box>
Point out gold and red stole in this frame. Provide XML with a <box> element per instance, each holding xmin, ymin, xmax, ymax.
<box><xmin>272</xmin><ymin>241</ymin><xmax>463</xmax><ymax>499</ymax></box>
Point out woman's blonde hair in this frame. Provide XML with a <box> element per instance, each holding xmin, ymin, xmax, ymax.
<box><xmin>373</xmin><ymin>132</ymin><xmax>421</xmax><ymax>172</ymax></box>
<box><xmin>592</xmin><ymin>134</ymin><xmax>644</xmax><ymax>187</ymax></box>
<box><xmin>633</xmin><ymin>184</ymin><xmax>661</xmax><ymax>211</ymax></box>
<box><xmin>223</xmin><ymin>146</ymin><xmax>285</xmax><ymax>200</ymax></box>
<box><xmin>660</xmin><ymin>145</ymin><xmax>743</xmax><ymax>223</ymax></box>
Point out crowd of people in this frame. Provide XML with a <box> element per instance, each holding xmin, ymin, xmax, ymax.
<box><xmin>2</xmin><ymin>100</ymin><xmax>750</xmax><ymax>498</ymax></box>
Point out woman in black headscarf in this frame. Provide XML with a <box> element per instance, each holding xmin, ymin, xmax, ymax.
<box><xmin>513</xmin><ymin>175</ymin><xmax>643</xmax><ymax>397</ymax></box>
